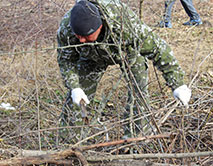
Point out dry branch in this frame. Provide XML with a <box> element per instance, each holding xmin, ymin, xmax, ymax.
<box><xmin>90</xmin><ymin>160</ymin><xmax>193</xmax><ymax>166</ymax></box>
<box><xmin>80</xmin><ymin>133</ymin><xmax>171</xmax><ymax>151</ymax></box>
<box><xmin>0</xmin><ymin>148</ymin><xmax>88</xmax><ymax>166</ymax></box>
<box><xmin>87</xmin><ymin>151</ymin><xmax>213</xmax><ymax>162</ymax></box>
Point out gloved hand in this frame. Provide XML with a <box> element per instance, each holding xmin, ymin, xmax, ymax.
<box><xmin>173</xmin><ymin>85</ymin><xmax>191</xmax><ymax>107</ymax></box>
<box><xmin>71</xmin><ymin>88</ymin><xmax>90</xmax><ymax>106</ymax></box>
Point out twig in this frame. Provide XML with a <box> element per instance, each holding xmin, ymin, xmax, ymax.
<box><xmin>158</xmin><ymin>101</ymin><xmax>179</xmax><ymax>126</ymax></box>
<box><xmin>198</xmin><ymin>107</ymin><xmax>213</xmax><ymax>130</ymax></box>
<box><xmin>189</xmin><ymin>50</ymin><xmax>213</xmax><ymax>88</ymax></box>
<box><xmin>0</xmin><ymin>43</ymin><xmax>117</xmax><ymax>56</ymax></box>
<box><xmin>87</xmin><ymin>151</ymin><xmax>213</xmax><ymax>161</ymax></box>
<box><xmin>35</xmin><ymin>40</ymin><xmax>41</xmax><ymax>151</ymax></box>
<box><xmin>139</xmin><ymin>0</ymin><xmax>144</xmax><ymax>20</ymax></box>
<box><xmin>80</xmin><ymin>134</ymin><xmax>171</xmax><ymax>151</ymax></box>
<box><xmin>189</xmin><ymin>26</ymin><xmax>204</xmax><ymax>81</ymax></box>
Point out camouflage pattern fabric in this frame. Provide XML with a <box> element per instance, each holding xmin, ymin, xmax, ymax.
<box><xmin>57</xmin><ymin>0</ymin><xmax>184</xmax><ymax>140</ymax></box>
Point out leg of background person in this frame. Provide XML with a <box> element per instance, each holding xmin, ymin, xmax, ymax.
<box><xmin>180</xmin><ymin>0</ymin><xmax>201</xmax><ymax>20</ymax></box>
<box><xmin>159</xmin><ymin>0</ymin><xmax>176</xmax><ymax>28</ymax></box>
<box><xmin>164</xmin><ymin>0</ymin><xmax>176</xmax><ymax>23</ymax></box>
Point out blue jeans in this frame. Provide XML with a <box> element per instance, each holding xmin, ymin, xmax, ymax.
<box><xmin>164</xmin><ymin>0</ymin><xmax>201</xmax><ymax>22</ymax></box>
<box><xmin>164</xmin><ymin>0</ymin><xmax>176</xmax><ymax>22</ymax></box>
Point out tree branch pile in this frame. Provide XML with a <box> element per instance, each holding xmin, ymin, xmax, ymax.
<box><xmin>0</xmin><ymin>134</ymin><xmax>212</xmax><ymax>166</ymax></box>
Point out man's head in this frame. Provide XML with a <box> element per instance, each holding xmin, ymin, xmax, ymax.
<box><xmin>70</xmin><ymin>0</ymin><xmax>103</xmax><ymax>43</ymax></box>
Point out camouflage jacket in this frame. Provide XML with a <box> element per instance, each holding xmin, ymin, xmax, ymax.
<box><xmin>57</xmin><ymin>0</ymin><xmax>184</xmax><ymax>91</ymax></box>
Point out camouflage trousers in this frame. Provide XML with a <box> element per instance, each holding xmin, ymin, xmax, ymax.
<box><xmin>59</xmin><ymin>56</ymin><xmax>149</xmax><ymax>143</ymax></box>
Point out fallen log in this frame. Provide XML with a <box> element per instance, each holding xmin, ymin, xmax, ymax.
<box><xmin>87</xmin><ymin>151</ymin><xmax>213</xmax><ymax>162</ymax></box>
<box><xmin>0</xmin><ymin>148</ymin><xmax>88</xmax><ymax>166</ymax></box>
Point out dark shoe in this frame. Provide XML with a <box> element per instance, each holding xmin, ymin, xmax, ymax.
<box><xmin>159</xmin><ymin>21</ymin><xmax>172</xmax><ymax>28</ymax></box>
<box><xmin>183</xmin><ymin>19</ymin><xmax>202</xmax><ymax>26</ymax></box>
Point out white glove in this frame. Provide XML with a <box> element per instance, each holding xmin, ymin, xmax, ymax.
<box><xmin>71</xmin><ymin>88</ymin><xmax>90</xmax><ymax>106</ymax></box>
<box><xmin>173</xmin><ymin>85</ymin><xmax>191</xmax><ymax>107</ymax></box>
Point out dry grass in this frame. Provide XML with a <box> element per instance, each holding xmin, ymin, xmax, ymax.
<box><xmin>0</xmin><ymin>0</ymin><xmax>212</xmax><ymax>165</ymax></box>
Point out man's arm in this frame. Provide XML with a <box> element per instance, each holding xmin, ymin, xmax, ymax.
<box><xmin>139</xmin><ymin>27</ymin><xmax>191</xmax><ymax>106</ymax></box>
<box><xmin>140</xmin><ymin>29</ymin><xmax>185</xmax><ymax>91</ymax></box>
<box><xmin>57</xmin><ymin>10</ymin><xmax>80</xmax><ymax>90</ymax></box>
<box><xmin>57</xmin><ymin>11</ymin><xmax>90</xmax><ymax>106</ymax></box>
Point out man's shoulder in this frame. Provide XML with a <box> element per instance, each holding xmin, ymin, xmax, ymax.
<box><xmin>57</xmin><ymin>9</ymin><xmax>75</xmax><ymax>40</ymax></box>
<box><xmin>59</xmin><ymin>9</ymin><xmax>72</xmax><ymax>28</ymax></box>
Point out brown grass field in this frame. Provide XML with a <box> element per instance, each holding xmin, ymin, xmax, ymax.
<box><xmin>0</xmin><ymin>0</ymin><xmax>212</xmax><ymax>165</ymax></box>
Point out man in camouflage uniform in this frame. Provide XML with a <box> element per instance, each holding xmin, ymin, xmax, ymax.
<box><xmin>57</xmin><ymin>0</ymin><xmax>191</xmax><ymax>140</ymax></box>
<box><xmin>160</xmin><ymin>0</ymin><xmax>202</xmax><ymax>28</ymax></box>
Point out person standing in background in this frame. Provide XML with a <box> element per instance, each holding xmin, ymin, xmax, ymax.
<box><xmin>160</xmin><ymin>0</ymin><xmax>202</xmax><ymax>28</ymax></box>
